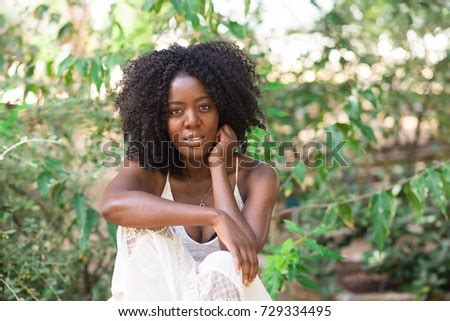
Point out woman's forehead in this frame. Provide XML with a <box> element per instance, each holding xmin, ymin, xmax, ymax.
<box><xmin>168</xmin><ymin>74</ymin><xmax>210</xmax><ymax>101</ymax></box>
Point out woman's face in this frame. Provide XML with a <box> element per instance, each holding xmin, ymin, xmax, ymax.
<box><xmin>167</xmin><ymin>73</ymin><xmax>220</xmax><ymax>163</ymax></box>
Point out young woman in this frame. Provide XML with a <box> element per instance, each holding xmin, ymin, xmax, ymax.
<box><xmin>100</xmin><ymin>41</ymin><xmax>280</xmax><ymax>300</ymax></box>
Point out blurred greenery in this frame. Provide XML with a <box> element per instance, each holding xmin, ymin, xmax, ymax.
<box><xmin>1</xmin><ymin>0</ymin><xmax>448</xmax><ymax>300</ymax></box>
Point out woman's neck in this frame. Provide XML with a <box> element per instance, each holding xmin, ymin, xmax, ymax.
<box><xmin>181</xmin><ymin>154</ymin><xmax>237</xmax><ymax>182</ymax></box>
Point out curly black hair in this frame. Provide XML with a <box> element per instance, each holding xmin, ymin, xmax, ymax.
<box><xmin>116</xmin><ymin>40</ymin><xmax>267</xmax><ymax>177</ymax></box>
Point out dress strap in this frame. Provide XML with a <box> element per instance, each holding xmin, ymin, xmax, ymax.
<box><xmin>234</xmin><ymin>154</ymin><xmax>239</xmax><ymax>190</ymax></box>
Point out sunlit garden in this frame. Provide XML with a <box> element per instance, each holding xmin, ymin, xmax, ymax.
<box><xmin>1</xmin><ymin>0</ymin><xmax>449</xmax><ymax>300</ymax></box>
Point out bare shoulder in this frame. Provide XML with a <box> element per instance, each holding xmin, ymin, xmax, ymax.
<box><xmin>240</xmin><ymin>154</ymin><xmax>278</xmax><ymax>177</ymax></box>
<box><xmin>240</xmin><ymin>154</ymin><xmax>280</xmax><ymax>197</ymax></box>
<box><xmin>104</xmin><ymin>159</ymin><xmax>166</xmax><ymax>196</ymax></box>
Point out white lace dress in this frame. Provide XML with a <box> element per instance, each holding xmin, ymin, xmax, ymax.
<box><xmin>109</xmin><ymin>160</ymin><xmax>272</xmax><ymax>301</ymax></box>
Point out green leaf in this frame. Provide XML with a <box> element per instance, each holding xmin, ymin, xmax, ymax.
<box><xmin>440</xmin><ymin>163</ymin><xmax>450</xmax><ymax>198</ymax></box>
<box><xmin>107</xmin><ymin>222</ymin><xmax>118</xmax><ymax>247</ymax></box>
<box><xmin>320</xmin><ymin>246</ymin><xmax>343</xmax><ymax>260</ymax></box>
<box><xmin>323</xmin><ymin>205</ymin><xmax>338</xmax><ymax>227</ymax></box>
<box><xmin>304</xmin><ymin>238</ymin><xmax>323</xmax><ymax>254</ymax></box>
<box><xmin>297</xmin><ymin>275</ymin><xmax>318</xmax><ymax>289</ymax></box>
<box><xmin>45</xmin><ymin>158</ymin><xmax>63</xmax><ymax>173</ymax></box>
<box><xmin>142</xmin><ymin>0</ymin><xmax>157</xmax><ymax>11</ymax></box>
<box><xmin>244</xmin><ymin>0</ymin><xmax>251</xmax><ymax>15</ymax></box>
<box><xmin>404</xmin><ymin>184</ymin><xmax>423</xmax><ymax>222</ymax></box>
<box><xmin>362</xmin><ymin>89</ymin><xmax>377</xmax><ymax>108</ymax></box>
<box><xmin>37</xmin><ymin>171</ymin><xmax>52</xmax><ymax>197</ymax></box>
<box><xmin>57</xmin><ymin>22</ymin><xmax>74</xmax><ymax>40</ymax></box>
<box><xmin>426</xmin><ymin>169</ymin><xmax>447</xmax><ymax>218</ymax></box>
<box><xmin>405</xmin><ymin>175</ymin><xmax>428</xmax><ymax>222</ymax></box>
<box><xmin>50</xmin><ymin>182</ymin><xmax>65</xmax><ymax>209</ymax></box>
<box><xmin>79</xmin><ymin>208</ymin><xmax>99</xmax><ymax>252</ymax></box>
<box><xmin>353</xmin><ymin>119</ymin><xmax>377</xmax><ymax>143</ymax></box>
<box><xmin>311</xmin><ymin>223</ymin><xmax>331</xmax><ymax>236</ymax></box>
<box><xmin>335</xmin><ymin>122</ymin><xmax>352</xmax><ymax>135</ymax></box>
<box><xmin>206</xmin><ymin>0</ymin><xmax>214</xmax><ymax>21</ymax></box>
<box><xmin>266</xmin><ymin>106</ymin><xmax>289</xmax><ymax>118</ymax></box>
<box><xmin>281</xmin><ymin>238</ymin><xmax>294</xmax><ymax>254</ymax></box>
<box><xmin>305</xmin><ymin>238</ymin><xmax>342</xmax><ymax>260</ymax></box>
<box><xmin>33</xmin><ymin>4</ymin><xmax>49</xmax><ymax>19</ymax></box>
<box><xmin>370</xmin><ymin>191</ymin><xmax>397</xmax><ymax>250</ymax></box>
<box><xmin>196</xmin><ymin>0</ymin><xmax>206</xmax><ymax>15</ymax></box>
<box><xmin>171</xmin><ymin>0</ymin><xmax>183</xmax><ymax>13</ymax></box>
<box><xmin>344</xmin><ymin>95</ymin><xmax>360</xmax><ymax>120</ymax></box>
<box><xmin>259</xmin><ymin>66</ymin><xmax>271</xmax><ymax>76</ymax></box>
<box><xmin>90</xmin><ymin>58</ymin><xmax>103</xmax><ymax>91</ymax></box>
<box><xmin>247</xmin><ymin>126</ymin><xmax>266</xmax><ymax>141</ymax></box>
<box><xmin>228</xmin><ymin>20</ymin><xmax>245</xmax><ymax>38</ymax></box>
<box><xmin>49</xmin><ymin>12</ymin><xmax>61</xmax><ymax>23</ymax></box>
<box><xmin>185</xmin><ymin>1</ymin><xmax>200</xmax><ymax>30</ymax></box>
<box><xmin>284</xmin><ymin>220</ymin><xmax>304</xmax><ymax>236</ymax></box>
<box><xmin>263</xmin><ymin>81</ymin><xmax>287</xmax><ymax>91</ymax></box>
<box><xmin>75</xmin><ymin>58</ymin><xmax>89</xmax><ymax>78</ymax></box>
<box><xmin>46</xmin><ymin>60</ymin><xmax>54</xmax><ymax>77</ymax></box>
<box><xmin>73</xmin><ymin>192</ymin><xmax>87</xmax><ymax>230</ymax></box>
<box><xmin>292</xmin><ymin>162</ymin><xmax>306</xmax><ymax>185</ymax></box>
<box><xmin>57</xmin><ymin>54</ymin><xmax>74</xmax><ymax>77</ymax></box>
<box><xmin>410</xmin><ymin>175</ymin><xmax>428</xmax><ymax>200</ymax></box>
<box><xmin>337</xmin><ymin>203</ymin><xmax>354</xmax><ymax>228</ymax></box>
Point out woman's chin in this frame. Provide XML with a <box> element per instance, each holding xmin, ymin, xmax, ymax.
<box><xmin>177</xmin><ymin>147</ymin><xmax>210</xmax><ymax>163</ymax></box>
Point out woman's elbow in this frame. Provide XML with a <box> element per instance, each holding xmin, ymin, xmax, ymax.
<box><xmin>100</xmin><ymin>198</ymin><xmax>119</xmax><ymax>223</ymax></box>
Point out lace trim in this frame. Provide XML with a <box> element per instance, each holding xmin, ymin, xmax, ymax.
<box><xmin>122</xmin><ymin>226</ymin><xmax>174</xmax><ymax>255</ymax></box>
<box><xmin>196</xmin><ymin>270</ymin><xmax>241</xmax><ymax>301</ymax></box>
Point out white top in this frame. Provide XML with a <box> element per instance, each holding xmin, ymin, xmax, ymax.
<box><xmin>165</xmin><ymin>155</ymin><xmax>244</xmax><ymax>262</ymax></box>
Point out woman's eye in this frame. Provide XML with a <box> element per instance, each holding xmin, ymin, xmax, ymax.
<box><xmin>170</xmin><ymin>108</ymin><xmax>182</xmax><ymax>115</ymax></box>
<box><xmin>199</xmin><ymin>104</ymin><xmax>210</xmax><ymax>111</ymax></box>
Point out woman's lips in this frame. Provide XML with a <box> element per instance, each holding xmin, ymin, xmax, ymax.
<box><xmin>182</xmin><ymin>136</ymin><xmax>204</xmax><ymax>147</ymax></box>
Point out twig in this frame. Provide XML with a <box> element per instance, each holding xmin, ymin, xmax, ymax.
<box><xmin>18</xmin><ymin>282</ymin><xmax>39</xmax><ymax>300</ymax></box>
<box><xmin>0</xmin><ymin>137</ymin><xmax>62</xmax><ymax>161</ymax></box>
<box><xmin>30</xmin><ymin>266</ymin><xmax>61</xmax><ymax>300</ymax></box>
<box><xmin>7</xmin><ymin>183</ymin><xmax>53</xmax><ymax>222</ymax></box>
<box><xmin>274</xmin><ymin>160</ymin><xmax>448</xmax><ymax>218</ymax></box>
<box><xmin>0</xmin><ymin>278</ymin><xmax>20</xmax><ymax>300</ymax></box>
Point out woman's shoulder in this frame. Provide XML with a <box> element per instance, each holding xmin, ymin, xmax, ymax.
<box><xmin>239</xmin><ymin>154</ymin><xmax>279</xmax><ymax>193</ymax></box>
<box><xmin>117</xmin><ymin>159</ymin><xmax>167</xmax><ymax>196</ymax></box>
<box><xmin>236</xmin><ymin>154</ymin><xmax>279</xmax><ymax>207</ymax></box>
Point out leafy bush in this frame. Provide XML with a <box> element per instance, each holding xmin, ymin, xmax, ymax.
<box><xmin>1</xmin><ymin>0</ymin><xmax>448</xmax><ymax>300</ymax></box>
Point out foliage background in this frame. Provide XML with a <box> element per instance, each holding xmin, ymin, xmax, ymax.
<box><xmin>1</xmin><ymin>0</ymin><xmax>448</xmax><ymax>300</ymax></box>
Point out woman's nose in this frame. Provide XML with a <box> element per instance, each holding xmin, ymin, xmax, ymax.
<box><xmin>184</xmin><ymin>109</ymin><xmax>201</xmax><ymax>127</ymax></box>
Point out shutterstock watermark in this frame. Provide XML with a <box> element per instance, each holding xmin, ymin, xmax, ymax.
<box><xmin>100</xmin><ymin>131</ymin><xmax>348</xmax><ymax>169</ymax></box>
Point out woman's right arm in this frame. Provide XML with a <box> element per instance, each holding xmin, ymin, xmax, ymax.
<box><xmin>100</xmin><ymin>160</ymin><xmax>219</xmax><ymax>229</ymax></box>
<box><xmin>100</xmin><ymin>160</ymin><xmax>256</xmax><ymax>282</ymax></box>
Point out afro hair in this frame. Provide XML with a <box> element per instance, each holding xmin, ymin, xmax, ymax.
<box><xmin>116</xmin><ymin>40</ymin><xmax>267</xmax><ymax>177</ymax></box>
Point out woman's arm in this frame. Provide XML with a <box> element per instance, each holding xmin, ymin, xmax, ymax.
<box><xmin>210</xmin><ymin>160</ymin><xmax>280</xmax><ymax>253</ymax></box>
<box><xmin>210</xmin><ymin>162</ymin><xmax>258</xmax><ymax>248</ymax></box>
<box><xmin>208</xmin><ymin>124</ymin><xmax>280</xmax><ymax>253</ymax></box>
<box><xmin>100</xmin><ymin>160</ymin><xmax>219</xmax><ymax>229</ymax></box>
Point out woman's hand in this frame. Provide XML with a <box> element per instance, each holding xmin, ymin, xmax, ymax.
<box><xmin>208</xmin><ymin>124</ymin><xmax>239</xmax><ymax>166</ymax></box>
<box><xmin>212</xmin><ymin>210</ymin><xmax>259</xmax><ymax>287</ymax></box>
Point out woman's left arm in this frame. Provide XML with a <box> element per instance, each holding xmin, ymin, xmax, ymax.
<box><xmin>210</xmin><ymin>161</ymin><xmax>280</xmax><ymax>253</ymax></box>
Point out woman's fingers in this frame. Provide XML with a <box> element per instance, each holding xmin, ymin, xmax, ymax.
<box><xmin>241</xmin><ymin>241</ymin><xmax>258</xmax><ymax>287</ymax></box>
<box><xmin>248</xmin><ymin>247</ymin><xmax>258</xmax><ymax>283</ymax></box>
<box><xmin>251</xmin><ymin>250</ymin><xmax>259</xmax><ymax>284</ymax></box>
<box><xmin>230</xmin><ymin>246</ymin><xmax>241</xmax><ymax>274</ymax></box>
<box><xmin>240</xmin><ymin>247</ymin><xmax>251</xmax><ymax>286</ymax></box>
